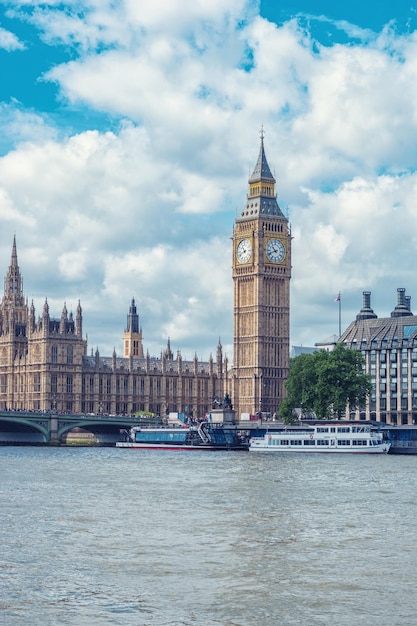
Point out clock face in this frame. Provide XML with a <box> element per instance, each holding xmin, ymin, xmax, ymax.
<box><xmin>266</xmin><ymin>239</ymin><xmax>285</xmax><ymax>263</ymax></box>
<box><xmin>236</xmin><ymin>239</ymin><xmax>252</xmax><ymax>264</ymax></box>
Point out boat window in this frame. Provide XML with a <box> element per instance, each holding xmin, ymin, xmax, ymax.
<box><xmin>134</xmin><ymin>430</ymin><xmax>188</xmax><ymax>443</ymax></box>
<box><xmin>352</xmin><ymin>440</ymin><xmax>367</xmax><ymax>446</ymax></box>
<box><xmin>337</xmin><ymin>427</ymin><xmax>350</xmax><ymax>433</ymax></box>
<box><xmin>317</xmin><ymin>427</ymin><xmax>329</xmax><ymax>433</ymax></box>
<box><xmin>316</xmin><ymin>440</ymin><xmax>329</xmax><ymax>446</ymax></box>
<box><xmin>303</xmin><ymin>440</ymin><xmax>315</xmax><ymax>445</ymax></box>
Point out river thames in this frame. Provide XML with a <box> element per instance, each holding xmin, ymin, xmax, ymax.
<box><xmin>1</xmin><ymin>447</ymin><xmax>416</xmax><ymax>625</ymax></box>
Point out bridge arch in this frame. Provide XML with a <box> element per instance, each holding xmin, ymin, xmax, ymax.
<box><xmin>0</xmin><ymin>414</ymin><xmax>49</xmax><ymax>443</ymax></box>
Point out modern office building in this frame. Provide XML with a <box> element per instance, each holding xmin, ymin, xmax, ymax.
<box><xmin>340</xmin><ymin>289</ymin><xmax>417</xmax><ymax>425</ymax></box>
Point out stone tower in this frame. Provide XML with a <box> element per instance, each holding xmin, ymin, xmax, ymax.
<box><xmin>123</xmin><ymin>298</ymin><xmax>144</xmax><ymax>358</ymax></box>
<box><xmin>232</xmin><ymin>130</ymin><xmax>291</xmax><ymax>417</ymax></box>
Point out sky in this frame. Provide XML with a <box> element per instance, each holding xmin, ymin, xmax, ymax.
<box><xmin>1</xmin><ymin>1</ymin><xmax>417</xmax><ymax>362</ymax></box>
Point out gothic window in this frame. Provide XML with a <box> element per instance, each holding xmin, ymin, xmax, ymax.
<box><xmin>0</xmin><ymin>375</ymin><xmax>6</xmax><ymax>394</ymax></box>
<box><xmin>123</xmin><ymin>378</ymin><xmax>128</xmax><ymax>395</ymax></box>
<box><xmin>140</xmin><ymin>378</ymin><xmax>145</xmax><ymax>395</ymax></box>
<box><xmin>33</xmin><ymin>374</ymin><xmax>40</xmax><ymax>393</ymax></box>
<box><xmin>66</xmin><ymin>376</ymin><xmax>73</xmax><ymax>393</ymax></box>
<box><xmin>51</xmin><ymin>345</ymin><xmax>58</xmax><ymax>363</ymax></box>
<box><xmin>67</xmin><ymin>346</ymin><xmax>73</xmax><ymax>364</ymax></box>
<box><xmin>34</xmin><ymin>345</ymin><xmax>41</xmax><ymax>362</ymax></box>
<box><xmin>1</xmin><ymin>348</ymin><xmax>6</xmax><ymax>365</ymax></box>
<box><xmin>106</xmin><ymin>378</ymin><xmax>111</xmax><ymax>394</ymax></box>
<box><xmin>51</xmin><ymin>375</ymin><xmax>57</xmax><ymax>394</ymax></box>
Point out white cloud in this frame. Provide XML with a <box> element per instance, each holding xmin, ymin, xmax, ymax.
<box><xmin>2</xmin><ymin>2</ymin><xmax>417</xmax><ymax>358</ymax></box>
<box><xmin>0</xmin><ymin>26</ymin><xmax>25</xmax><ymax>50</ymax></box>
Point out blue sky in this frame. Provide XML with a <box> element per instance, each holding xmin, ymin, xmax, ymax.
<box><xmin>1</xmin><ymin>0</ymin><xmax>417</xmax><ymax>361</ymax></box>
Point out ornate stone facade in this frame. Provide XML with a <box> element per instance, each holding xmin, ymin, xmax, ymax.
<box><xmin>0</xmin><ymin>237</ymin><xmax>225</xmax><ymax>417</ymax></box>
<box><xmin>231</xmin><ymin>131</ymin><xmax>291</xmax><ymax>417</ymax></box>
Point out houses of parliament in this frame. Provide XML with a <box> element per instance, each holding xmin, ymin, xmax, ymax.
<box><xmin>0</xmin><ymin>135</ymin><xmax>292</xmax><ymax>418</ymax></box>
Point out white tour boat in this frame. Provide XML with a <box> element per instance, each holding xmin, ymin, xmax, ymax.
<box><xmin>249</xmin><ymin>422</ymin><xmax>391</xmax><ymax>454</ymax></box>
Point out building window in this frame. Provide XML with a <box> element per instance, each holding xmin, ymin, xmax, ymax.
<box><xmin>51</xmin><ymin>375</ymin><xmax>57</xmax><ymax>394</ymax></box>
<box><xmin>67</xmin><ymin>346</ymin><xmax>73</xmax><ymax>364</ymax></box>
<box><xmin>52</xmin><ymin>345</ymin><xmax>58</xmax><ymax>363</ymax></box>
<box><xmin>67</xmin><ymin>376</ymin><xmax>73</xmax><ymax>393</ymax></box>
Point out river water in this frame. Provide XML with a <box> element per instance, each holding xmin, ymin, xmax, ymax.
<box><xmin>0</xmin><ymin>447</ymin><xmax>416</xmax><ymax>626</ymax></box>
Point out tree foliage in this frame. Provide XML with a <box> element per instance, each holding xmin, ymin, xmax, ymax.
<box><xmin>279</xmin><ymin>344</ymin><xmax>371</xmax><ymax>423</ymax></box>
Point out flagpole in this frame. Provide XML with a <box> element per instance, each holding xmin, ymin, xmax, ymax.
<box><xmin>334</xmin><ymin>292</ymin><xmax>341</xmax><ymax>338</ymax></box>
<box><xmin>338</xmin><ymin>293</ymin><xmax>341</xmax><ymax>339</ymax></box>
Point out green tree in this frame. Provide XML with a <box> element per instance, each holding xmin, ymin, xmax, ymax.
<box><xmin>279</xmin><ymin>344</ymin><xmax>371</xmax><ymax>423</ymax></box>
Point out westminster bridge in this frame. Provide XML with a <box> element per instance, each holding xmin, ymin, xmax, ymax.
<box><xmin>0</xmin><ymin>410</ymin><xmax>276</xmax><ymax>445</ymax></box>
<box><xmin>0</xmin><ymin>411</ymin><xmax>161</xmax><ymax>445</ymax></box>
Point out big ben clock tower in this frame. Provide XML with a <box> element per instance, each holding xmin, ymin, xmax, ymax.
<box><xmin>232</xmin><ymin>130</ymin><xmax>291</xmax><ymax>418</ymax></box>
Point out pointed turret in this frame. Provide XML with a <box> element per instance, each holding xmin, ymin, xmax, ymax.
<box><xmin>60</xmin><ymin>302</ymin><xmax>68</xmax><ymax>333</ymax></box>
<box><xmin>237</xmin><ymin>127</ymin><xmax>285</xmax><ymax>221</ymax></box>
<box><xmin>249</xmin><ymin>129</ymin><xmax>275</xmax><ymax>183</ymax></box>
<box><xmin>76</xmin><ymin>300</ymin><xmax>82</xmax><ymax>337</ymax></box>
<box><xmin>164</xmin><ymin>337</ymin><xmax>173</xmax><ymax>360</ymax></box>
<box><xmin>123</xmin><ymin>298</ymin><xmax>144</xmax><ymax>358</ymax></box>
<box><xmin>29</xmin><ymin>299</ymin><xmax>36</xmax><ymax>334</ymax></box>
<box><xmin>126</xmin><ymin>298</ymin><xmax>139</xmax><ymax>333</ymax></box>
<box><xmin>3</xmin><ymin>235</ymin><xmax>25</xmax><ymax>307</ymax></box>
<box><xmin>216</xmin><ymin>337</ymin><xmax>223</xmax><ymax>378</ymax></box>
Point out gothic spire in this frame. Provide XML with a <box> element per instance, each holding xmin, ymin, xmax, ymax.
<box><xmin>249</xmin><ymin>126</ymin><xmax>275</xmax><ymax>184</ymax></box>
<box><xmin>237</xmin><ymin>128</ymin><xmax>285</xmax><ymax>221</ymax></box>
<box><xmin>3</xmin><ymin>235</ymin><xmax>24</xmax><ymax>306</ymax></box>
<box><xmin>126</xmin><ymin>297</ymin><xmax>139</xmax><ymax>333</ymax></box>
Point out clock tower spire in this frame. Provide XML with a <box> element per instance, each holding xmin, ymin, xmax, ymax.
<box><xmin>232</xmin><ymin>130</ymin><xmax>291</xmax><ymax>418</ymax></box>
